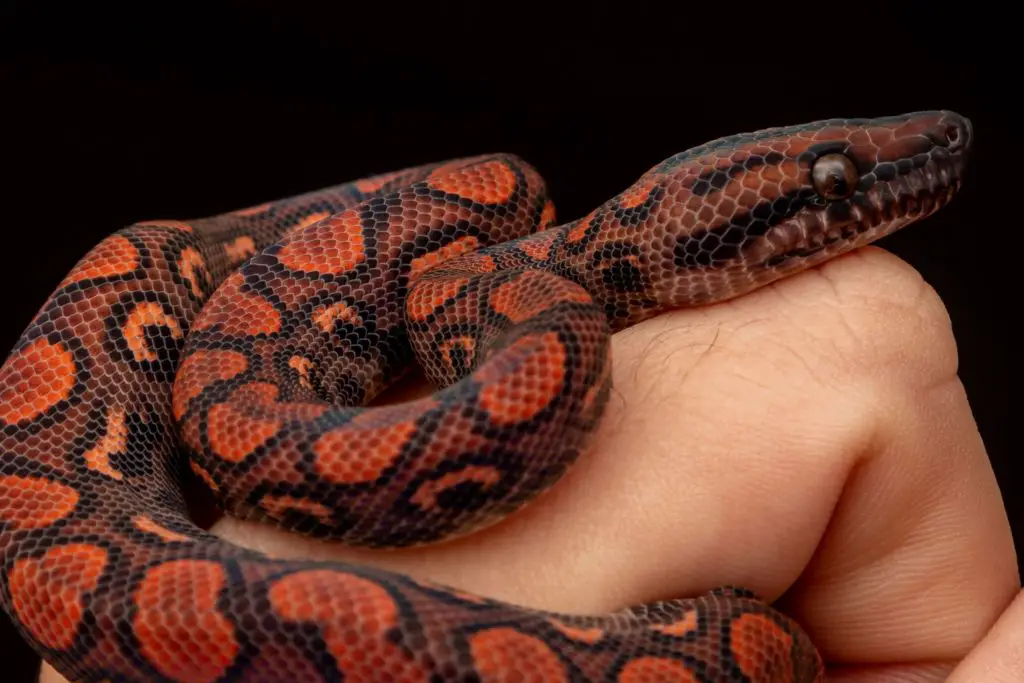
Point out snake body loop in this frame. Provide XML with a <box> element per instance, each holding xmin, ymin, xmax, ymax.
<box><xmin>0</xmin><ymin>111</ymin><xmax>970</xmax><ymax>682</ymax></box>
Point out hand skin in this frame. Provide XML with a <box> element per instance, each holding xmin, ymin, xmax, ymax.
<box><xmin>41</xmin><ymin>247</ymin><xmax>1019</xmax><ymax>682</ymax></box>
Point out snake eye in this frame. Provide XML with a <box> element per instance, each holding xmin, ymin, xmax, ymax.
<box><xmin>811</xmin><ymin>153</ymin><xmax>859</xmax><ymax>200</ymax></box>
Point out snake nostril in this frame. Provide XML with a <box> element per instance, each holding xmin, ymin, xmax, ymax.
<box><xmin>942</xmin><ymin>114</ymin><xmax>971</xmax><ymax>152</ymax></box>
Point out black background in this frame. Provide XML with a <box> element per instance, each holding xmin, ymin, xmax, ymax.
<box><xmin>0</xmin><ymin>2</ymin><xmax>1016</xmax><ymax>680</ymax></box>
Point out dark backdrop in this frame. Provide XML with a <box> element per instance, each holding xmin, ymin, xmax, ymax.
<box><xmin>0</xmin><ymin>2</ymin><xmax>1015</xmax><ymax>680</ymax></box>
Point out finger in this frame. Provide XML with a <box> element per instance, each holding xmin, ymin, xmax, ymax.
<box><xmin>43</xmin><ymin>237</ymin><xmax>865</xmax><ymax>682</ymax></box>
<box><xmin>212</xmin><ymin>247</ymin><xmax>1015</xmax><ymax>676</ymax></box>
<box><xmin>209</xmin><ymin>246</ymin><xmax>877</xmax><ymax>614</ymax></box>
<box><xmin>946</xmin><ymin>589</ymin><xmax>1024</xmax><ymax>682</ymax></box>
<box><xmin>40</xmin><ymin>248</ymin><xmax>1014</xmax><ymax>683</ymax></box>
<box><xmin>826</xmin><ymin>663</ymin><xmax>955</xmax><ymax>683</ymax></box>
<box><xmin>206</xmin><ymin>246</ymin><xmax>1009</xmax><ymax>633</ymax></box>
<box><xmin>771</xmin><ymin>248</ymin><xmax>1019</xmax><ymax>671</ymax></box>
<box><xmin>822</xmin><ymin>592</ymin><xmax>1024</xmax><ymax>682</ymax></box>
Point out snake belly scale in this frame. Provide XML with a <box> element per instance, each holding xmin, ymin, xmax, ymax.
<box><xmin>0</xmin><ymin>111</ymin><xmax>970</xmax><ymax>682</ymax></box>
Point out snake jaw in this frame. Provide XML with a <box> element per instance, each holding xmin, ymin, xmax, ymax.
<box><xmin>620</xmin><ymin>110</ymin><xmax>972</xmax><ymax>316</ymax></box>
<box><xmin>752</xmin><ymin>110</ymin><xmax>971</xmax><ymax>276</ymax></box>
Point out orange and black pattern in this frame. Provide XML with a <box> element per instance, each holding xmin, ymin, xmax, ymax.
<box><xmin>0</xmin><ymin>111</ymin><xmax>970</xmax><ymax>682</ymax></box>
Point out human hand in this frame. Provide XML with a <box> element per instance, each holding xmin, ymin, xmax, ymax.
<box><xmin>40</xmin><ymin>247</ymin><xmax>1020</xmax><ymax>682</ymax></box>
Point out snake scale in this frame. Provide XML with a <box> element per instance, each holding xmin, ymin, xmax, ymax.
<box><xmin>0</xmin><ymin>110</ymin><xmax>970</xmax><ymax>682</ymax></box>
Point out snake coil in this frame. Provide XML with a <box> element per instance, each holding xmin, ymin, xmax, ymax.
<box><xmin>1</xmin><ymin>111</ymin><xmax>970</xmax><ymax>682</ymax></box>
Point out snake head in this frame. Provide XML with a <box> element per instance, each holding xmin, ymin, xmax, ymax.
<box><xmin>625</xmin><ymin>110</ymin><xmax>972</xmax><ymax>311</ymax></box>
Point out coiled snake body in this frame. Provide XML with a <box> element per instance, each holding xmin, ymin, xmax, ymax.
<box><xmin>0</xmin><ymin>111</ymin><xmax>970</xmax><ymax>682</ymax></box>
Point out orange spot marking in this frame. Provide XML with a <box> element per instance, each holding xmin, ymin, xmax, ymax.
<box><xmin>408</xmin><ymin>235</ymin><xmax>481</xmax><ymax>281</ymax></box>
<box><xmin>519</xmin><ymin>230</ymin><xmax>558</xmax><ymax>261</ymax></box>
<box><xmin>194</xmin><ymin>272</ymin><xmax>280</xmax><ymax>336</ymax></box>
<box><xmin>134</xmin><ymin>515</ymin><xmax>192</xmax><ymax>543</ymax></box>
<box><xmin>288</xmin><ymin>355</ymin><xmax>314</xmax><ymax>390</ymax></box>
<box><xmin>291</xmin><ymin>211</ymin><xmax>332</xmax><ymax>233</ymax></box>
<box><xmin>732</xmin><ymin>612</ymin><xmax>794</xmax><ymax>681</ymax></box>
<box><xmin>123</xmin><ymin>302</ymin><xmax>183</xmax><ymax>363</ymax></box>
<box><xmin>619</xmin><ymin>178</ymin><xmax>657</xmax><ymax>209</ymax></box>
<box><xmin>260</xmin><ymin>494</ymin><xmax>332</xmax><ymax>524</ymax></box>
<box><xmin>547</xmin><ymin>619</ymin><xmax>604</xmax><ymax>644</ymax></box>
<box><xmin>190</xmin><ymin>461</ymin><xmax>220</xmax><ymax>493</ymax></box>
<box><xmin>0</xmin><ymin>338</ymin><xmax>76</xmax><ymax>425</ymax></box>
<box><xmin>0</xmin><ymin>476</ymin><xmax>79</xmax><ymax>529</ymax></box>
<box><xmin>652</xmin><ymin>610</ymin><xmax>698</xmax><ymax>637</ymax></box>
<box><xmin>477</xmin><ymin>332</ymin><xmax>567</xmax><ymax>425</ymax></box>
<box><xmin>469</xmin><ymin>628</ymin><xmax>568</xmax><ymax>682</ymax></box>
<box><xmin>9</xmin><ymin>544</ymin><xmax>108</xmax><ymax>651</ymax></box>
<box><xmin>489</xmin><ymin>271</ymin><xmax>592</xmax><ymax>324</ymax></box>
<box><xmin>232</xmin><ymin>202</ymin><xmax>272</xmax><ymax>217</ymax></box>
<box><xmin>172</xmin><ymin>349</ymin><xmax>248</xmax><ymax>420</ymax></box>
<box><xmin>410</xmin><ymin>465</ymin><xmax>502</xmax><ymax>511</ymax></box>
<box><xmin>206</xmin><ymin>382</ymin><xmax>327</xmax><ymax>463</ymax></box>
<box><xmin>406</xmin><ymin>278</ymin><xmax>468</xmax><ymax>321</ymax></box>
<box><xmin>134</xmin><ymin>560</ymin><xmax>238</xmax><ymax>683</ymax></box>
<box><xmin>428</xmin><ymin>160</ymin><xmax>517</xmax><ymax>205</ymax></box>
<box><xmin>314</xmin><ymin>401</ymin><xmax>433</xmax><ymax>484</ymax></box>
<box><xmin>567</xmin><ymin>212</ymin><xmax>595</xmax><ymax>243</ymax></box>
<box><xmin>355</xmin><ymin>178</ymin><xmax>386</xmax><ymax>193</ymax></box>
<box><xmin>269</xmin><ymin>570</ymin><xmax>430</xmax><ymax>682</ymax></box>
<box><xmin>178</xmin><ymin>247</ymin><xmax>207</xmax><ymax>298</ymax></box>
<box><xmin>206</xmin><ymin>383</ymin><xmax>284</xmax><ymax>463</ymax></box>
<box><xmin>83</xmin><ymin>407</ymin><xmax>127</xmax><ymax>480</ymax></box>
<box><xmin>439</xmin><ymin>336</ymin><xmax>476</xmax><ymax>372</ymax></box>
<box><xmin>277</xmin><ymin>211</ymin><xmax>365</xmax><ymax>275</ymax></box>
<box><xmin>471</xmin><ymin>253</ymin><xmax>498</xmax><ymax>272</ymax></box>
<box><xmin>224</xmin><ymin>235</ymin><xmax>257</xmax><ymax>265</ymax></box>
<box><xmin>63</xmin><ymin>235</ymin><xmax>140</xmax><ymax>284</ymax></box>
<box><xmin>354</xmin><ymin>171</ymin><xmax>403</xmax><ymax>194</ymax></box>
<box><xmin>313</xmin><ymin>301</ymin><xmax>362</xmax><ymax>332</ymax></box>
<box><xmin>540</xmin><ymin>199</ymin><xmax>557</xmax><ymax>228</ymax></box>
<box><xmin>618</xmin><ymin>657</ymin><xmax>698</xmax><ymax>682</ymax></box>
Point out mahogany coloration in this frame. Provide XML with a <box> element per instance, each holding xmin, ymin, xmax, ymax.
<box><xmin>1</xmin><ymin>111</ymin><xmax>970</xmax><ymax>682</ymax></box>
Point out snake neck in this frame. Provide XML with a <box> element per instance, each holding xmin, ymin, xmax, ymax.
<box><xmin>539</xmin><ymin>111</ymin><xmax>971</xmax><ymax>329</ymax></box>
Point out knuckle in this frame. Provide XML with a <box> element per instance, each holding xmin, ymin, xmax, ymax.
<box><xmin>814</xmin><ymin>248</ymin><xmax>958</xmax><ymax>388</ymax></box>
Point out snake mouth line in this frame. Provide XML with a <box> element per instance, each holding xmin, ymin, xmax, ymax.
<box><xmin>767</xmin><ymin>156</ymin><xmax>965</xmax><ymax>267</ymax></box>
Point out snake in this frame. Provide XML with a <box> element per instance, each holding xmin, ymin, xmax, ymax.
<box><xmin>0</xmin><ymin>110</ymin><xmax>970</xmax><ymax>683</ymax></box>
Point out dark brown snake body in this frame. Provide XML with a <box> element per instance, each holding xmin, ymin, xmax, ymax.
<box><xmin>0</xmin><ymin>111</ymin><xmax>971</xmax><ymax>682</ymax></box>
